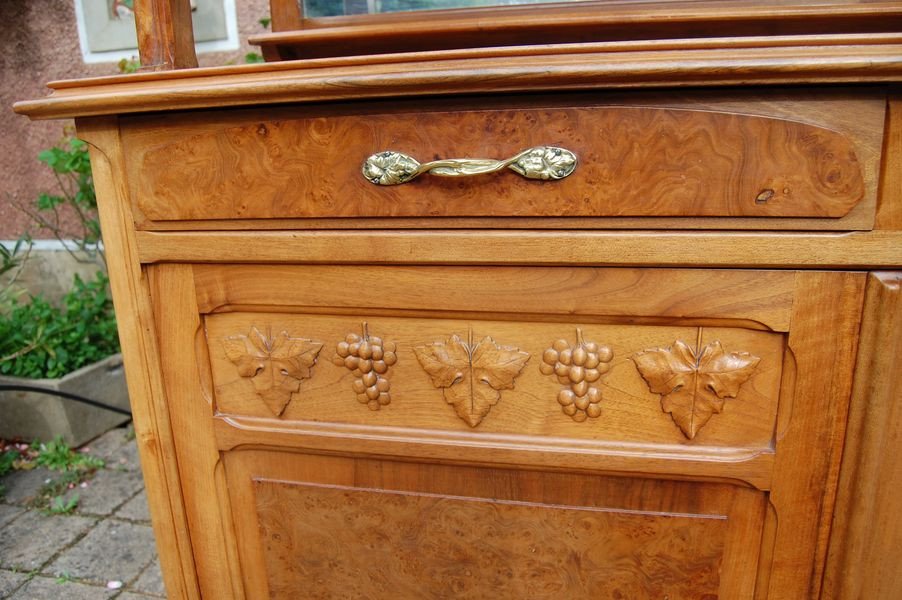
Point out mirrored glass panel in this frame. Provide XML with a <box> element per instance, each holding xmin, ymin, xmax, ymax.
<box><xmin>304</xmin><ymin>0</ymin><xmax>586</xmax><ymax>18</ymax></box>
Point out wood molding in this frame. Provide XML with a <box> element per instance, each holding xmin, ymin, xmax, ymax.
<box><xmin>136</xmin><ymin>230</ymin><xmax>902</xmax><ymax>270</ymax></box>
<box><xmin>14</xmin><ymin>41</ymin><xmax>902</xmax><ymax>120</ymax></box>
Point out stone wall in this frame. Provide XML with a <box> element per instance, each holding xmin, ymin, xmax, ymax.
<box><xmin>1</xmin><ymin>0</ymin><xmax>270</xmax><ymax>240</ymax></box>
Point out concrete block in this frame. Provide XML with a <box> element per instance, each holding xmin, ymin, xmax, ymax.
<box><xmin>9</xmin><ymin>575</ymin><xmax>116</xmax><ymax>599</ymax></box>
<box><xmin>48</xmin><ymin>519</ymin><xmax>156</xmax><ymax>584</ymax></box>
<box><xmin>132</xmin><ymin>557</ymin><xmax>166</xmax><ymax>597</ymax></box>
<box><xmin>114</xmin><ymin>489</ymin><xmax>151</xmax><ymax>522</ymax></box>
<box><xmin>0</xmin><ymin>510</ymin><xmax>95</xmax><ymax>571</ymax></box>
<box><xmin>0</xmin><ymin>569</ymin><xmax>28</xmax><ymax>596</ymax></box>
<box><xmin>0</xmin><ymin>354</ymin><xmax>130</xmax><ymax>447</ymax></box>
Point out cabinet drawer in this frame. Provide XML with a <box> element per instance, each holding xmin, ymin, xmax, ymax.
<box><xmin>122</xmin><ymin>91</ymin><xmax>884</xmax><ymax>228</ymax></box>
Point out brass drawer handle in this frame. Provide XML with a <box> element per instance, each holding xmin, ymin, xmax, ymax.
<box><xmin>362</xmin><ymin>146</ymin><xmax>577</xmax><ymax>186</ymax></box>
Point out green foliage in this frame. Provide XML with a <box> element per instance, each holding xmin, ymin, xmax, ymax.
<box><xmin>55</xmin><ymin>571</ymin><xmax>74</xmax><ymax>584</ymax></box>
<box><xmin>0</xmin><ymin>450</ymin><xmax>17</xmax><ymax>477</ymax></box>
<box><xmin>18</xmin><ymin>132</ymin><xmax>104</xmax><ymax>268</ymax></box>
<box><xmin>0</xmin><ymin>273</ymin><xmax>119</xmax><ymax>379</ymax></box>
<box><xmin>259</xmin><ymin>16</ymin><xmax>271</xmax><ymax>28</ymax></box>
<box><xmin>0</xmin><ymin>237</ymin><xmax>31</xmax><ymax>313</ymax></box>
<box><xmin>117</xmin><ymin>56</ymin><xmax>141</xmax><ymax>74</ymax></box>
<box><xmin>0</xmin><ymin>238</ymin><xmax>29</xmax><ymax>279</ymax></box>
<box><xmin>34</xmin><ymin>437</ymin><xmax>105</xmax><ymax>471</ymax></box>
<box><xmin>47</xmin><ymin>494</ymin><xmax>79</xmax><ymax>515</ymax></box>
<box><xmin>36</xmin><ymin>136</ymin><xmax>99</xmax><ymax>245</ymax></box>
<box><xmin>245</xmin><ymin>52</ymin><xmax>265</xmax><ymax>64</ymax></box>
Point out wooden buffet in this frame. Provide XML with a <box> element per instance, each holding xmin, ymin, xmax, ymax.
<box><xmin>14</xmin><ymin>1</ymin><xmax>902</xmax><ymax>598</ymax></box>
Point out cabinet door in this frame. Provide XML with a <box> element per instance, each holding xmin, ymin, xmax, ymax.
<box><xmin>147</xmin><ymin>265</ymin><xmax>864</xmax><ymax>599</ymax></box>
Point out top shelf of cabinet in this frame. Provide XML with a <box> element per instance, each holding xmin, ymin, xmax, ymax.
<box><xmin>257</xmin><ymin>0</ymin><xmax>902</xmax><ymax>59</ymax></box>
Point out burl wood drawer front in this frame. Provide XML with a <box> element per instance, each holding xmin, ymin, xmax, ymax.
<box><xmin>122</xmin><ymin>92</ymin><xmax>884</xmax><ymax>225</ymax></box>
<box><xmin>226</xmin><ymin>452</ymin><xmax>765</xmax><ymax>600</ymax></box>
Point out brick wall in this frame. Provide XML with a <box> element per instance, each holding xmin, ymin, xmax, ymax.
<box><xmin>1</xmin><ymin>0</ymin><xmax>269</xmax><ymax>240</ymax></box>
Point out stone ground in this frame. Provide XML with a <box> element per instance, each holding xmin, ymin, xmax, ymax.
<box><xmin>0</xmin><ymin>425</ymin><xmax>166</xmax><ymax>599</ymax></box>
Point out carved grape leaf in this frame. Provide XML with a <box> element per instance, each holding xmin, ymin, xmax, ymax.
<box><xmin>631</xmin><ymin>340</ymin><xmax>760</xmax><ymax>439</ymax></box>
<box><xmin>224</xmin><ymin>327</ymin><xmax>323</xmax><ymax>417</ymax></box>
<box><xmin>415</xmin><ymin>334</ymin><xmax>529</xmax><ymax>427</ymax></box>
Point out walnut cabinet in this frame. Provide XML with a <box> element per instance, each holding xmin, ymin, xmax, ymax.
<box><xmin>14</xmin><ymin>9</ymin><xmax>902</xmax><ymax>598</ymax></box>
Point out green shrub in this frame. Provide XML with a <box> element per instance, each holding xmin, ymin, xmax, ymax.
<box><xmin>0</xmin><ymin>273</ymin><xmax>119</xmax><ymax>378</ymax></box>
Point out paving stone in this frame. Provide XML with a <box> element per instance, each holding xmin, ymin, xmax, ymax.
<box><xmin>109</xmin><ymin>440</ymin><xmax>141</xmax><ymax>472</ymax></box>
<box><xmin>8</xmin><ymin>575</ymin><xmax>116</xmax><ymax>599</ymax></box>
<box><xmin>117</xmin><ymin>593</ymin><xmax>165</xmax><ymax>600</ymax></box>
<box><xmin>0</xmin><ymin>504</ymin><xmax>25</xmax><ymax>528</ymax></box>
<box><xmin>80</xmin><ymin>427</ymin><xmax>130</xmax><ymax>463</ymax></box>
<box><xmin>132</xmin><ymin>557</ymin><xmax>166</xmax><ymax>597</ymax></box>
<box><xmin>0</xmin><ymin>469</ymin><xmax>54</xmax><ymax>505</ymax></box>
<box><xmin>0</xmin><ymin>569</ymin><xmax>29</xmax><ymax>597</ymax></box>
<box><xmin>114</xmin><ymin>490</ymin><xmax>151</xmax><ymax>522</ymax></box>
<box><xmin>48</xmin><ymin>519</ymin><xmax>156</xmax><ymax>585</ymax></box>
<box><xmin>0</xmin><ymin>510</ymin><xmax>95</xmax><ymax>571</ymax></box>
<box><xmin>61</xmin><ymin>468</ymin><xmax>144</xmax><ymax>517</ymax></box>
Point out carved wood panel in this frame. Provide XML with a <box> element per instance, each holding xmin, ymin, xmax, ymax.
<box><xmin>414</xmin><ymin>330</ymin><xmax>529</xmax><ymax>427</ymax></box>
<box><xmin>539</xmin><ymin>328</ymin><xmax>613</xmax><ymax>422</ymax></box>
<box><xmin>208</xmin><ymin>313</ymin><xmax>783</xmax><ymax>449</ymax></box>
<box><xmin>332</xmin><ymin>322</ymin><xmax>398</xmax><ymax>410</ymax></box>
<box><xmin>222</xmin><ymin>327</ymin><xmax>323</xmax><ymax>416</ymax></box>
<box><xmin>632</xmin><ymin>338</ymin><xmax>761</xmax><ymax>439</ymax></box>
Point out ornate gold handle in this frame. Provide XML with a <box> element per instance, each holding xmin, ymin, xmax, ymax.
<box><xmin>362</xmin><ymin>146</ymin><xmax>578</xmax><ymax>186</ymax></box>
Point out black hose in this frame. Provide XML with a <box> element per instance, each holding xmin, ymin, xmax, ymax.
<box><xmin>0</xmin><ymin>384</ymin><xmax>132</xmax><ymax>416</ymax></box>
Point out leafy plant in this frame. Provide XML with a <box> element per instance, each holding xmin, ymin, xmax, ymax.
<box><xmin>46</xmin><ymin>494</ymin><xmax>79</xmax><ymax>515</ymax></box>
<box><xmin>0</xmin><ymin>237</ymin><xmax>31</xmax><ymax>313</ymax></box>
<box><xmin>0</xmin><ymin>450</ymin><xmax>17</xmax><ymax>477</ymax></box>
<box><xmin>34</xmin><ymin>437</ymin><xmax>105</xmax><ymax>471</ymax></box>
<box><xmin>15</xmin><ymin>133</ymin><xmax>103</xmax><ymax>268</ymax></box>
<box><xmin>245</xmin><ymin>52</ymin><xmax>265</xmax><ymax>63</ymax></box>
<box><xmin>117</xmin><ymin>56</ymin><xmax>141</xmax><ymax>74</ymax></box>
<box><xmin>55</xmin><ymin>571</ymin><xmax>74</xmax><ymax>584</ymax></box>
<box><xmin>0</xmin><ymin>273</ymin><xmax>119</xmax><ymax>378</ymax></box>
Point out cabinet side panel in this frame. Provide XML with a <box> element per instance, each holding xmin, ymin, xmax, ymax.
<box><xmin>765</xmin><ymin>272</ymin><xmax>866</xmax><ymax>599</ymax></box>
<box><xmin>77</xmin><ymin>117</ymin><xmax>199</xmax><ymax>599</ymax></box>
<box><xmin>823</xmin><ymin>272</ymin><xmax>902</xmax><ymax>599</ymax></box>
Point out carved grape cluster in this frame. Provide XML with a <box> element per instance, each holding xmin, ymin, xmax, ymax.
<box><xmin>540</xmin><ymin>329</ymin><xmax>613</xmax><ymax>422</ymax></box>
<box><xmin>333</xmin><ymin>323</ymin><xmax>398</xmax><ymax>410</ymax></box>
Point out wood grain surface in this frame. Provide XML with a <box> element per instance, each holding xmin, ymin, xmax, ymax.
<box><xmin>263</xmin><ymin>0</ymin><xmax>902</xmax><ymax>59</ymax></box>
<box><xmin>823</xmin><ymin>272</ymin><xmax>902</xmax><ymax>599</ymax></box>
<box><xmin>13</xmin><ymin>42</ymin><xmax>902</xmax><ymax>120</ymax></box>
<box><xmin>759</xmin><ymin>271</ymin><xmax>866</xmax><ymax>599</ymax></box>
<box><xmin>77</xmin><ymin>120</ymin><xmax>200</xmax><ymax>598</ymax></box>
<box><xmin>226</xmin><ymin>451</ymin><xmax>765</xmax><ymax>599</ymax></box>
<box><xmin>191</xmin><ymin>265</ymin><xmax>796</xmax><ymax>332</ymax></box>
<box><xmin>205</xmin><ymin>314</ymin><xmax>784</xmax><ymax>450</ymax></box>
<box><xmin>129</xmin><ymin>105</ymin><xmax>867</xmax><ymax>221</ymax></box>
<box><xmin>136</xmin><ymin>229</ymin><xmax>902</xmax><ymax>269</ymax></box>
<box><xmin>134</xmin><ymin>0</ymin><xmax>197</xmax><ymax>71</ymax></box>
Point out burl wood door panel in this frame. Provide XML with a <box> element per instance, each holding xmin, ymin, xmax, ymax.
<box><xmin>122</xmin><ymin>92</ymin><xmax>884</xmax><ymax>226</ymax></box>
<box><xmin>227</xmin><ymin>452</ymin><xmax>765</xmax><ymax>600</ymax></box>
